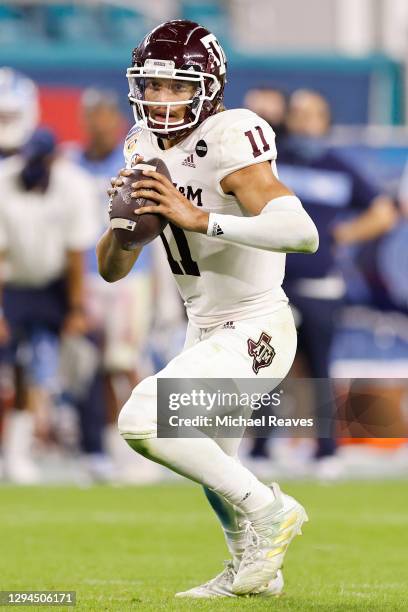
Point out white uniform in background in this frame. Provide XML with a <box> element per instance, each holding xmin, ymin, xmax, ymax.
<box><xmin>0</xmin><ymin>155</ymin><xmax>99</xmax><ymax>484</ymax></box>
<box><xmin>119</xmin><ymin>109</ymin><xmax>297</xmax><ymax>441</ymax></box>
<box><xmin>0</xmin><ymin>155</ymin><xmax>98</xmax><ymax>281</ymax></box>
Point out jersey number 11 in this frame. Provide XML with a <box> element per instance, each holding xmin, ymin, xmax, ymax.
<box><xmin>244</xmin><ymin>126</ymin><xmax>270</xmax><ymax>158</ymax></box>
<box><xmin>161</xmin><ymin>223</ymin><xmax>200</xmax><ymax>276</ymax></box>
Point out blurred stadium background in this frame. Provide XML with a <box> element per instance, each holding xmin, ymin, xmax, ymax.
<box><xmin>0</xmin><ymin>0</ymin><xmax>407</xmax><ymax>485</ymax></box>
<box><xmin>0</xmin><ymin>2</ymin><xmax>408</xmax><ymax>610</ymax></box>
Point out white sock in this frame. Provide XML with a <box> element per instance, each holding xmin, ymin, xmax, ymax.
<box><xmin>127</xmin><ymin>436</ymin><xmax>275</xmax><ymax>513</ymax></box>
<box><xmin>224</xmin><ymin>528</ymin><xmax>247</xmax><ymax>571</ymax></box>
<box><xmin>204</xmin><ymin>486</ymin><xmax>246</xmax><ymax>570</ymax></box>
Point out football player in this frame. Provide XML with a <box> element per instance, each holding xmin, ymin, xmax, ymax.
<box><xmin>0</xmin><ymin>69</ymin><xmax>99</xmax><ymax>483</ymax></box>
<box><xmin>97</xmin><ymin>20</ymin><xmax>319</xmax><ymax>598</ymax></box>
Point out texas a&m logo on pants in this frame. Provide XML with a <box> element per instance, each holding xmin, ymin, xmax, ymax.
<box><xmin>247</xmin><ymin>332</ymin><xmax>276</xmax><ymax>375</ymax></box>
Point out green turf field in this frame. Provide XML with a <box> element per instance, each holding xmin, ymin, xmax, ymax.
<box><xmin>0</xmin><ymin>481</ymin><xmax>407</xmax><ymax>611</ymax></box>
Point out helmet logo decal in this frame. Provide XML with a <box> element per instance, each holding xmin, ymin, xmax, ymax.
<box><xmin>200</xmin><ymin>33</ymin><xmax>226</xmax><ymax>75</ymax></box>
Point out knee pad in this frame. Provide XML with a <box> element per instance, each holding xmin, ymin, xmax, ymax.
<box><xmin>117</xmin><ymin>375</ymin><xmax>157</xmax><ymax>440</ymax></box>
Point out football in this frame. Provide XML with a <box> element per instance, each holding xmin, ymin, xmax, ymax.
<box><xmin>109</xmin><ymin>157</ymin><xmax>170</xmax><ymax>250</ymax></box>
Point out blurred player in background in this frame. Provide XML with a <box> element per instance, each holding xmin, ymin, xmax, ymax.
<box><xmin>327</xmin><ymin>132</ymin><xmax>408</xmax><ymax>449</ymax></box>
<box><xmin>0</xmin><ymin>68</ymin><xmax>99</xmax><ymax>483</ymax></box>
<box><xmin>67</xmin><ymin>88</ymin><xmax>164</xmax><ymax>483</ymax></box>
<box><xmin>244</xmin><ymin>86</ymin><xmax>288</xmax><ymax>145</ymax></box>
<box><xmin>243</xmin><ymin>86</ymin><xmax>290</xmax><ymax>465</ymax></box>
<box><xmin>0</xmin><ymin>67</ymin><xmax>39</xmax><ymax>482</ymax></box>
<box><xmin>399</xmin><ymin>158</ymin><xmax>408</xmax><ymax>217</ymax></box>
<box><xmin>98</xmin><ymin>20</ymin><xmax>319</xmax><ymax>598</ymax></box>
<box><xmin>277</xmin><ymin>89</ymin><xmax>397</xmax><ymax>474</ymax></box>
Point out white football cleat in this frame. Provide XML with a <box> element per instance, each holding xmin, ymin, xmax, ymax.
<box><xmin>175</xmin><ymin>561</ymin><xmax>284</xmax><ymax>598</ymax></box>
<box><xmin>232</xmin><ymin>484</ymin><xmax>308</xmax><ymax>596</ymax></box>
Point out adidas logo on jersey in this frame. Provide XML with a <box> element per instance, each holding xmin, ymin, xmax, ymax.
<box><xmin>223</xmin><ymin>321</ymin><xmax>235</xmax><ymax>329</ymax></box>
<box><xmin>182</xmin><ymin>154</ymin><xmax>196</xmax><ymax>168</ymax></box>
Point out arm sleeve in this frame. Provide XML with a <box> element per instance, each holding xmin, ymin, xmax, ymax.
<box><xmin>216</xmin><ymin>115</ymin><xmax>277</xmax><ymax>187</ymax></box>
<box><xmin>207</xmin><ymin>195</ymin><xmax>319</xmax><ymax>254</ymax></box>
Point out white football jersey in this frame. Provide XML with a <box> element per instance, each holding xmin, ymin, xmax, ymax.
<box><xmin>123</xmin><ymin>108</ymin><xmax>288</xmax><ymax>328</ymax></box>
<box><xmin>0</xmin><ymin>156</ymin><xmax>99</xmax><ymax>286</ymax></box>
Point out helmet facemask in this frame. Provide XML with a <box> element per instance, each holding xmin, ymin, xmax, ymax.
<box><xmin>127</xmin><ymin>59</ymin><xmax>221</xmax><ymax>139</ymax></box>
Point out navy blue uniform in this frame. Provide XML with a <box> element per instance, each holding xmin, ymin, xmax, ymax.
<box><xmin>278</xmin><ymin>138</ymin><xmax>380</xmax><ymax>281</ymax></box>
<box><xmin>279</xmin><ymin>137</ymin><xmax>380</xmax><ymax>457</ymax></box>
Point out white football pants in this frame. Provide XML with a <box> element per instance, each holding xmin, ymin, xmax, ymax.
<box><xmin>118</xmin><ymin>305</ymin><xmax>297</xmax><ymax>442</ymax></box>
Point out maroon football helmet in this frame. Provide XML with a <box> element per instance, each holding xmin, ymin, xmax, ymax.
<box><xmin>127</xmin><ymin>20</ymin><xmax>227</xmax><ymax>139</ymax></box>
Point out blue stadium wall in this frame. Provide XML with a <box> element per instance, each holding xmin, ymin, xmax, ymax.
<box><xmin>0</xmin><ymin>45</ymin><xmax>403</xmax><ymax>126</ymax></box>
